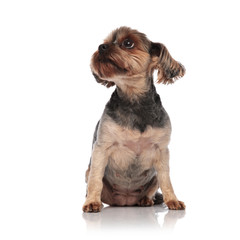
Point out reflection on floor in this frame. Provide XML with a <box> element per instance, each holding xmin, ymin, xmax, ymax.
<box><xmin>82</xmin><ymin>203</ymin><xmax>185</xmax><ymax>231</ymax></box>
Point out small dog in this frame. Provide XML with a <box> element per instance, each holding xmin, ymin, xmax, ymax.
<box><xmin>83</xmin><ymin>27</ymin><xmax>186</xmax><ymax>212</ymax></box>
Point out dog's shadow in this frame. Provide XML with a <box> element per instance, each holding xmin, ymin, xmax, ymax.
<box><xmin>82</xmin><ymin>203</ymin><xmax>185</xmax><ymax>231</ymax></box>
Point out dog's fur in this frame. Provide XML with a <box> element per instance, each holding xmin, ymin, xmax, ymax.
<box><xmin>83</xmin><ymin>27</ymin><xmax>185</xmax><ymax>212</ymax></box>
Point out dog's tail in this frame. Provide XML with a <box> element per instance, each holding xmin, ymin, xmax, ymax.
<box><xmin>154</xmin><ymin>191</ymin><xmax>164</xmax><ymax>205</ymax></box>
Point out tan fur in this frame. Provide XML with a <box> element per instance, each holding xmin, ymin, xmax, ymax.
<box><xmin>100</xmin><ymin>115</ymin><xmax>171</xmax><ymax>167</ymax></box>
<box><xmin>85</xmin><ymin>165</ymin><xmax>90</xmax><ymax>183</ymax></box>
<box><xmin>111</xmin><ymin>75</ymin><xmax>150</xmax><ymax>100</ymax></box>
<box><xmin>83</xmin><ymin>27</ymin><xmax>185</xmax><ymax>212</ymax></box>
<box><xmin>83</xmin><ymin>115</ymin><xmax>183</xmax><ymax>211</ymax></box>
<box><xmin>90</xmin><ymin>27</ymin><xmax>151</xmax><ymax>93</ymax></box>
<box><xmin>153</xmin><ymin>43</ymin><xmax>185</xmax><ymax>84</ymax></box>
<box><xmin>90</xmin><ymin>27</ymin><xmax>185</xmax><ymax>97</ymax></box>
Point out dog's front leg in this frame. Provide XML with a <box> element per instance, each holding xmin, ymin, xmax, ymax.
<box><xmin>83</xmin><ymin>144</ymin><xmax>108</xmax><ymax>213</ymax></box>
<box><xmin>154</xmin><ymin>148</ymin><xmax>185</xmax><ymax>210</ymax></box>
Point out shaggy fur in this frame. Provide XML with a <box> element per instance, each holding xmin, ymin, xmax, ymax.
<box><xmin>83</xmin><ymin>27</ymin><xmax>185</xmax><ymax>212</ymax></box>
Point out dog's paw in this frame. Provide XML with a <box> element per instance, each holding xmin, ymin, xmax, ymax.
<box><xmin>138</xmin><ymin>196</ymin><xmax>154</xmax><ymax>207</ymax></box>
<box><xmin>82</xmin><ymin>201</ymin><xmax>103</xmax><ymax>213</ymax></box>
<box><xmin>166</xmin><ymin>200</ymin><xmax>185</xmax><ymax>210</ymax></box>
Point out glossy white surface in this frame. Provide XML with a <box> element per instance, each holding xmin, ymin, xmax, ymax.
<box><xmin>83</xmin><ymin>204</ymin><xmax>185</xmax><ymax>231</ymax></box>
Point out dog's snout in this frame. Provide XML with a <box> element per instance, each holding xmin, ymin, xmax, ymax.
<box><xmin>98</xmin><ymin>44</ymin><xmax>109</xmax><ymax>53</ymax></box>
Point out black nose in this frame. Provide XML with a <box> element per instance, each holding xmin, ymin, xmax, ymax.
<box><xmin>98</xmin><ymin>44</ymin><xmax>109</xmax><ymax>53</ymax></box>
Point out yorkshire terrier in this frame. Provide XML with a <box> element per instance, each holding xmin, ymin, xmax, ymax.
<box><xmin>83</xmin><ymin>27</ymin><xmax>186</xmax><ymax>212</ymax></box>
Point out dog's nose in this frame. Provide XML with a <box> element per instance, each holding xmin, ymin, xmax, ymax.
<box><xmin>98</xmin><ymin>44</ymin><xmax>109</xmax><ymax>53</ymax></box>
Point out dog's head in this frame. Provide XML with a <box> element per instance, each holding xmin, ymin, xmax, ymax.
<box><xmin>91</xmin><ymin>26</ymin><xmax>185</xmax><ymax>88</ymax></box>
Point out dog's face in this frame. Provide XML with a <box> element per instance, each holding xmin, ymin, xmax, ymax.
<box><xmin>91</xmin><ymin>27</ymin><xmax>185</xmax><ymax>88</ymax></box>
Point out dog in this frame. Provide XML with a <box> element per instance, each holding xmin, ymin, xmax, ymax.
<box><xmin>83</xmin><ymin>27</ymin><xmax>186</xmax><ymax>212</ymax></box>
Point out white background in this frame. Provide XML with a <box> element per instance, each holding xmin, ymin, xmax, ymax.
<box><xmin>1</xmin><ymin>0</ymin><xmax>240</xmax><ymax>239</ymax></box>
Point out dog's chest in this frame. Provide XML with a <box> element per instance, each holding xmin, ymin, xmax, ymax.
<box><xmin>108</xmin><ymin>130</ymin><xmax>157</xmax><ymax>171</ymax></box>
<box><xmin>101</xmin><ymin>119</ymin><xmax>170</xmax><ymax>187</ymax></box>
<box><xmin>123</xmin><ymin>137</ymin><xmax>152</xmax><ymax>155</ymax></box>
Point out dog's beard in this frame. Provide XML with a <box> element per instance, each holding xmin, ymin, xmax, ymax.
<box><xmin>101</xmin><ymin>59</ymin><xmax>127</xmax><ymax>75</ymax></box>
<box><xmin>91</xmin><ymin>47</ymin><xmax>150</xmax><ymax>81</ymax></box>
<box><xmin>92</xmin><ymin>52</ymin><xmax>127</xmax><ymax>79</ymax></box>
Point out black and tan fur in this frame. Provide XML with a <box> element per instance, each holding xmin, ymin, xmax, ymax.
<box><xmin>83</xmin><ymin>27</ymin><xmax>185</xmax><ymax>212</ymax></box>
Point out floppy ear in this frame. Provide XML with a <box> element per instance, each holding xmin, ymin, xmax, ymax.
<box><xmin>150</xmin><ymin>42</ymin><xmax>185</xmax><ymax>84</ymax></box>
<box><xmin>92</xmin><ymin>73</ymin><xmax>115</xmax><ymax>88</ymax></box>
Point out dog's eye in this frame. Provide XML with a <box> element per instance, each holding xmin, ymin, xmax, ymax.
<box><xmin>122</xmin><ymin>39</ymin><xmax>134</xmax><ymax>49</ymax></box>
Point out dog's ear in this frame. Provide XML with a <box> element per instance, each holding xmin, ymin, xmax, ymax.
<box><xmin>92</xmin><ymin>73</ymin><xmax>115</xmax><ymax>88</ymax></box>
<box><xmin>150</xmin><ymin>42</ymin><xmax>185</xmax><ymax>84</ymax></box>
